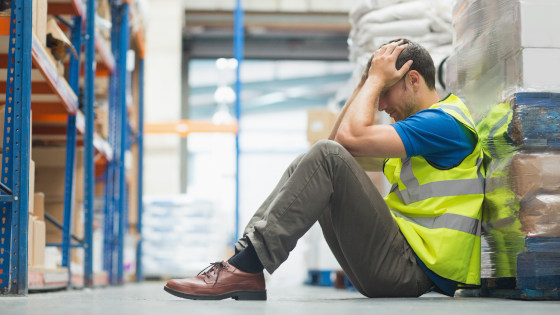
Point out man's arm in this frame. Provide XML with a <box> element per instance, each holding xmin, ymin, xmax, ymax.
<box><xmin>335</xmin><ymin>42</ymin><xmax>412</xmax><ymax>158</ymax></box>
<box><xmin>328</xmin><ymin>57</ymin><xmax>373</xmax><ymax>141</ymax></box>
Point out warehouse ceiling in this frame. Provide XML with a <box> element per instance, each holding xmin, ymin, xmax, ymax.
<box><xmin>183</xmin><ymin>10</ymin><xmax>354</xmax><ymax>118</ymax></box>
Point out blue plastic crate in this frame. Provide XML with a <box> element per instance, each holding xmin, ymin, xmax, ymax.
<box><xmin>525</xmin><ymin>237</ymin><xmax>560</xmax><ymax>253</ymax></box>
<box><xmin>509</xmin><ymin>92</ymin><xmax>560</xmax><ymax>150</ymax></box>
<box><xmin>304</xmin><ymin>270</ymin><xmax>334</xmax><ymax>287</ymax></box>
<box><xmin>517</xmin><ymin>252</ymin><xmax>560</xmax><ymax>290</ymax></box>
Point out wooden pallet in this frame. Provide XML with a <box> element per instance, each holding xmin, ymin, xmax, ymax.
<box><xmin>28</xmin><ymin>267</ymin><xmax>69</xmax><ymax>292</ymax></box>
<box><xmin>456</xmin><ymin>277</ymin><xmax>560</xmax><ymax>300</ymax></box>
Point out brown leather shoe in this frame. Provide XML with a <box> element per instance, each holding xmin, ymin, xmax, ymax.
<box><xmin>164</xmin><ymin>261</ymin><xmax>267</xmax><ymax>300</ymax></box>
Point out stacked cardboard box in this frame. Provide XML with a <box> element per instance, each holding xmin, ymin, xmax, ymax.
<box><xmin>451</xmin><ymin>0</ymin><xmax>560</xmax><ymax>289</ymax></box>
<box><xmin>28</xmin><ymin>193</ymin><xmax>46</xmax><ymax>268</ymax></box>
<box><xmin>34</xmin><ymin>146</ymin><xmax>85</xmax><ymax>266</ymax></box>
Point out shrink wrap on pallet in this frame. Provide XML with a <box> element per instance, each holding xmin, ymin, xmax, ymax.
<box><xmin>451</xmin><ymin>1</ymin><xmax>560</xmax><ymax>284</ymax></box>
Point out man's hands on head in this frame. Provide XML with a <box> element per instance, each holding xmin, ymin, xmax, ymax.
<box><xmin>367</xmin><ymin>41</ymin><xmax>413</xmax><ymax>90</ymax></box>
<box><xmin>331</xmin><ymin>40</ymin><xmax>408</xmax><ymax>159</ymax></box>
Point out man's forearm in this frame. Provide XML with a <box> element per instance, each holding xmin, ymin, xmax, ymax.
<box><xmin>328</xmin><ymin>85</ymin><xmax>361</xmax><ymax>140</ymax></box>
<box><xmin>338</xmin><ymin>78</ymin><xmax>384</xmax><ymax>137</ymax></box>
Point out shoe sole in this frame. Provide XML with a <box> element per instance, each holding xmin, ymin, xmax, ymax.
<box><xmin>164</xmin><ymin>285</ymin><xmax>267</xmax><ymax>301</ymax></box>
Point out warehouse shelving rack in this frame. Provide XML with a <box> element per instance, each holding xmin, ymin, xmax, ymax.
<box><xmin>0</xmin><ymin>0</ymin><xmax>144</xmax><ymax>295</ymax></box>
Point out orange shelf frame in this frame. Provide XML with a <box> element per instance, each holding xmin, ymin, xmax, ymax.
<box><xmin>32</xmin><ymin>112</ymin><xmax>113</xmax><ymax>161</ymax></box>
<box><xmin>95</xmin><ymin>29</ymin><xmax>115</xmax><ymax>73</ymax></box>
<box><xmin>47</xmin><ymin>0</ymin><xmax>85</xmax><ymax>19</ymax></box>
<box><xmin>1</xmin><ymin>17</ymin><xmax>79</xmax><ymax>115</ymax></box>
<box><xmin>145</xmin><ymin>120</ymin><xmax>238</xmax><ymax>137</ymax></box>
<box><xmin>31</xmin><ymin>33</ymin><xmax>79</xmax><ymax>115</ymax></box>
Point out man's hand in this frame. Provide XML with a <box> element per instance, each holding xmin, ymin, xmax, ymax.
<box><xmin>367</xmin><ymin>41</ymin><xmax>413</xmax><ymax>90</ymax></box>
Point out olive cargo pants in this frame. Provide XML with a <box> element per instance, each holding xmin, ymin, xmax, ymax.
<box><xmin>235</xmin><ymin>140</ymin><xmax>434</xmax><ymax>297</ymax></box>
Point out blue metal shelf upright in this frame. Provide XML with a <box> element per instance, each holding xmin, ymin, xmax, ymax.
<box><xmin>0</xmin><ymin>0</ymin><xmax>32</xmax><ymax>295</ymax></box>
<box><xmin>104</xmin><ymin>0</ymin><xmax>131</xmax><ymax>285</ymax></box>
<box><xmin>0</xmin><ymin>0</ymin><xmax>145</xmax><ymax>295</ymax></box>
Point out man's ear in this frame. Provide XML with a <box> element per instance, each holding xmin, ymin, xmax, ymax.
<box><xmin>407</xmin><ymin>70</ymin><xmax>421</xmax><ymax>90</ymax></box>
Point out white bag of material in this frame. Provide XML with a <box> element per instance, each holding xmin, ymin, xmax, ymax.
<box><xmin>352</xmin><ymin>18</ymin><xmax>432</xmax><ymax>46</ymax></box>
<box><xmin>357</xmin><ymin>1</ymin><xmax>431</xmax><ymax>24</ymax></box>
<box><xmin>369</xmin><ymin>32</ymin><xmax>452</xmax><ymax>51</ymax></box>
<box><xmin>350</xmin><ymin>0</ymin><xmax>413</xmax><ymax>25</ymax></box>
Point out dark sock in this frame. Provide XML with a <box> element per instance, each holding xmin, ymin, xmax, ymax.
<box><xmin>228</xmin><ymin>243</ymin><xmax>264</xmax><ymax>273</ymax></box>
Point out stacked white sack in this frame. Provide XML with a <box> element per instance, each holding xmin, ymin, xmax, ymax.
<box><xmin>340</xmin><ymin>0</ymin><xmax>454</xmax><ymax>103</ymax></box>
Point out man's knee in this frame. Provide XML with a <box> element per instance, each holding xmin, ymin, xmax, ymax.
<box><xmin>309</xmin><ymin>139</ymin><xmax>345</xmax><ymax>155</ymax></box>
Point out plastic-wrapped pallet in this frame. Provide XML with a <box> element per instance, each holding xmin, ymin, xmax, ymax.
<box><xmin>142</xmin><ymin>195</ymin><xmax>233</xmax><ymax>277</ymax></box>
<box><xmin>448</xmin><ymin>0</ymin><xmax>560</xmax><ymax>116</ymax></box>
<box><xmin>342</xmin><ymin>0</ymin><xmax>454</xmax><ymax>105</ymax></box>
<box><xmin>450</xmin><ymin>0</ymin><xmax>560</xmax><ymax>292</ymax></box>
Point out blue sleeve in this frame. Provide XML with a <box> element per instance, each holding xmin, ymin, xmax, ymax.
<box><xmin>391</xmin><ymin>109</ymin><xmax>476</xmax><ymax>168</ymax></box>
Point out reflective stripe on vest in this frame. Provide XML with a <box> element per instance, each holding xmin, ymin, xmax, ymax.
<box><xmin>438</xmin><ymin>104</ymin><xmax>475</xmax><ymax>129</ymax></box>
<box><xmin>392</xmin><ymin>157</ymin><xmax>485</xmax><ymax>204</ymax></box>
<box><xmin>391</xmin><ymin>210</ymin><xmax>482</xmax><ymax>236</ymax></box>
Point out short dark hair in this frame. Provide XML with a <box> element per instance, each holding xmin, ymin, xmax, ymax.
<box><xmin>386</xmin><ymin>38</ymin><xmax>436</xmax><ymax>90</ymax></box>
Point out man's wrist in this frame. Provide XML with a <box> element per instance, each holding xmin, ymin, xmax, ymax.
<box><xmin>365</xmin><ymin>76</ymin><xmax>385</xmax><ymax>91</ymax></box>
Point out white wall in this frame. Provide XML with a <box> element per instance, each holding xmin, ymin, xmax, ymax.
<box><xmin>144</xmin><ymin>0</ymin><xmax>183</xmax><ymax>195</ymax></box>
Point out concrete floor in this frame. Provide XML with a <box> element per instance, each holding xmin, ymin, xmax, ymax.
<box><xmin>1</xmin><ymin>281</ymin><xmax>560</xmax><ymax>315</ymax></box>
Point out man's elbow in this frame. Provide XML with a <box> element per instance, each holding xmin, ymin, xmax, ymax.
<box><xmin>334</xmin><ymin>129</ymin><xmax>360</xmax><ymax>155</ymax></box>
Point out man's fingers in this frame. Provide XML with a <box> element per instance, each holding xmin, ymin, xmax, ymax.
<box><xmin>376</xmin><ymin>44</ymin><xmax>388</xmax><ymax>56</ymax></box>
<box><xmin>398</xmin><ymin>60</ymin><xmax>414</xmax><ymax>76</ymax></box>
<box><xmin>382</xmin><ymin>40</ymin><xmax>404</xmax><ymax>55</ymax></box>
<box><xmin>394</xmin><ymin>42</ymin><xmax>408</xmax><ymax>53</ymax></box>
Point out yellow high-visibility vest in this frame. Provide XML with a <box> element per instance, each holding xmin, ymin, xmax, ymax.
<box><xmin>383</xmin><ymin>94</ymin><xmax>485</xmax><ymax>285</ymax></box>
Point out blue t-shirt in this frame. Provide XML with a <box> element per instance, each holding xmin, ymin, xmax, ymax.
<box><xmin>392</xmin><ymin>108</ymin><xmax>476</xmax><ymax>168</ymax></box>
<box><xmin>390</xmin><ymin>107</ymin><xmax>477</xmax><ymax>296</ymax></box>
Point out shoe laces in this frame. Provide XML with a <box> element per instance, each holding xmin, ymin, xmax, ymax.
<box><xmin>197</xmin><ymin>261</ymin><xmax>228</xmax><ymax>286</ymax></box>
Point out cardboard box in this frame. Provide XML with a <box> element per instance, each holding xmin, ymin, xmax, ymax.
<box><xmin>520</xmin><ymin>191</ymin><xmax>560</xmax><ymax>237</ymax></box>
<box><xmin>33</xmin><ymin>219</ymin><xmax>46</xmax><ymax>267</ymax></box>
<box><xmin>505</xmin><ymin>48</ymin><xmax>560</xmax><ymax>93</ymax></box>
<box><xmin>307</xmin><ymin>109</ymin><xmax>338</xmax><ymax>145</ymax></box>
<box><xmin>95</xmin><ymin>106</ymin><xmax>109</xmax><ymax>139</ymax></box>
<box><xmin>29</xmin><ymin>159</ymin><xmax>35</xmax><ymax>214</ymax></box>
<box><xmin>34</xmin><ymin>0</ymin><xmax>48</xmax><ymax>46</ymax></box>
<box><xmin>454</xmin><ymin>0</ymin><xmax>560</xmax><ymax>51</ymax></box>
<box><xmin>34</xmin><ymin>193</ymin><xmax>45</xmax><ymax>221</ymax></box>
<box><xmin>45</xmin><ymin>199</ymin><xmax>84</xmax><ymax>244</ymax></box>
<box><xmin>128</xmin><ymin>145</ymin><xmax>139</xmax><ymax>228</ymax></box>
<box><xmin>46</xmin><ymin>17</ymin><xmax>77</xmax><ymax>61</ymax></box>
<box><xmin>97</xmin><ymin>0</ymin><xmax>111</xmax><ymax>20</ymax></box>
<box><xmin>45</xmin><ymin>199</ymin><xmax>64</xmax><ymax>243</ymax></box>
<box><xmin>28</xmin><ymin>215</ymin><xmax>35</xmax><ymax>266</ymax></box>
<box><xmin>35</xmin><ymin>167</ymin><xmax>66</xmax><ymax>198</ymax></box>
<box><xmin>510</xmin><ymin>153</ymin><xmax>560</xmax><ymax>201</ymax></box>
<box><xmin>95</xmin><ymin>181</ymin><xmax>105</xmax><ymax>196</ymax></box>
<box><xmin>34</xmin><ymin>147</ymin><xmax>84</xmax><ymax>201</ymax></box>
